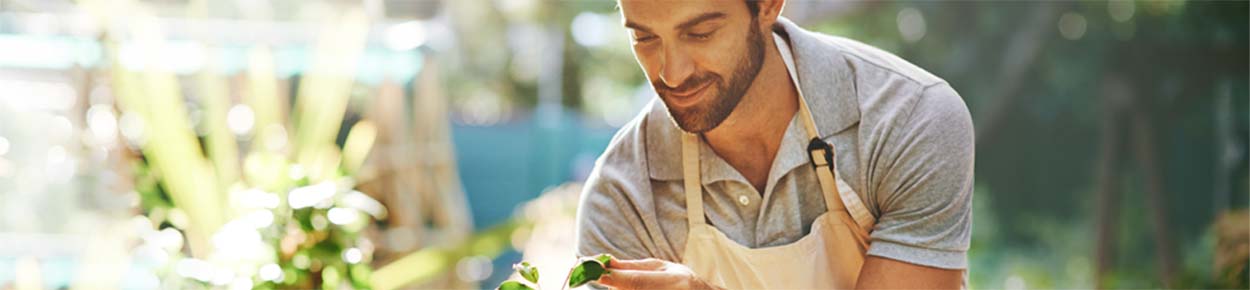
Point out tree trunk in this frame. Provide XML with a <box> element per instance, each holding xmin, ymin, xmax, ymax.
<box><xmin>1094</xmin><ymin>118</ymin><xmax>1123</xmax><ymax>288</ymax></box>
<box><xmin>1132</xmin><ymin>106</ymin><xmax>1179</xmax><ymax>287</ymax></box>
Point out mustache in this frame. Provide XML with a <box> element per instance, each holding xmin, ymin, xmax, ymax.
<box><xmin>653</xmin><ymin>72</ymin><xmax>721</xmax><ymax>95</ymax></box>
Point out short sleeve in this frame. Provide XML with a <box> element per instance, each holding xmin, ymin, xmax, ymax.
<box><xmin>866</xmin><ymin>82</ymin><xmax>975</xmax><ymax>270</ymax></box>
<box><xmin>574</xmin><ymin>112</ymin><xmax>664</xmax><ymax>261</ymax></box>
<box><xmin>574</xmin><ymin>162</ymin><xmax>654</xmax><ymax>260</ymax></box>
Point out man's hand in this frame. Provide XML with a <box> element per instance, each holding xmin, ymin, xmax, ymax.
<box><xmin>597</xmin><ymin>258</ymin><xmax>720</xmax><ymax>290</ymax></box>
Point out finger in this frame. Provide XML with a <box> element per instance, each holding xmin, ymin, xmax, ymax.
<box><xmin>608</xmin><ymin>258</ymin><xmax>666</xmax><ymax>270</ymax></box>
<box><xmin>597</xmin><ymin>269</ymin><xmax>671</xmax><ymax>290</ymax></box>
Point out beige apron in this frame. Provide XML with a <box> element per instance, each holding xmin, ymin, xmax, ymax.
<box><xmin>678</xmin><ymin>34</ymin><xmax>877</xmax><ymax>289</ymax></box>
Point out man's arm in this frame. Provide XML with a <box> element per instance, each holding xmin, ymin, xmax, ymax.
<box><xmin>576</xmin><ymin>155</ymin><xmax>655</xmax><ymax>260</ymax></box>
<box><xmin>859</xmin><ymin>82</ymin><xmax>975</xmax><ymax>288</ymax></box>
<box><xmin>856</xmin><ymin>256</ymin><xmax>963</xmax><ymax>289</ymax></box>
<box><xmin>575</xmin><ymin>110</ymin><xmax>665</xmax><ymax>261</ymax></box>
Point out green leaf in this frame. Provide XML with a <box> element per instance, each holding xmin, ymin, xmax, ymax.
<box><xmin>514</xmin><ymin>261</ymin><xmax>539</xmax><ymax>284</ymax></box>
<box><xmin>497</xmin><ymin>280</ymin><xmax>535</xmax><ymax>290</ymax></box>
<box><xmin>594</xmin><ymin>254</ymin><xmax>612</xmax><ymax>266</ymax></box>
<box><xmin>568</xmin><ymin>254</ymin><xmax>613</xmax><ymax>288</ymax></box>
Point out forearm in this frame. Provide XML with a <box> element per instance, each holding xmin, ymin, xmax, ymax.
<box><xmin>855</xmin><ymin>256</ymin><xmax>963</xmax><ymax>290</ymax></box>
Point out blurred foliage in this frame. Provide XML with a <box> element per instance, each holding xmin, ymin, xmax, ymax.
<box><xmin>794</xmin><ymin>1</ymin><xmax>1248</xmax><ymax>288</ymax></box>
<box><xmin>370</xmin><ymin>220</ymin><xmax>525</xmax><ymax>290</ymax></box>
<box><xmin>438</xmin><ymin>0</ymin><xmax>646</xmax><ymax>126</ymax></box>
<box><xmin>105</xmin><ymin>7</ymin><xmax>388</xmax><ymax>289</ymax></box>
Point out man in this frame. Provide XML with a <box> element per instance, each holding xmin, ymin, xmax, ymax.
<box><xmin>575</xmin><ymin>0</ymin><xmax>974</xmax><ymax>289</ymax></box>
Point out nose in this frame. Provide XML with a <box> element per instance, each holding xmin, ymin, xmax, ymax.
<box><xmin>658</xmin><ymin>43</ymin><xmax>694</xmax><ymax>88</ymax></box>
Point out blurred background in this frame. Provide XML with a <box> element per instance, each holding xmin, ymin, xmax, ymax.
<box><xmin>0</xmin><ymin>0</ymin><xmax>1245</xmax><ymax>289</ymax></box>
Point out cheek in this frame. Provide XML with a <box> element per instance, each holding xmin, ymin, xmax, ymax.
<box><xmin>700</xmin><ymin>33</ymin><xmax>752</xmax><ymax>76</ymax></box>
<box><xmin>630</xmin><ymin>38</ymin><xmax>742</xmax><ymax>81</ymax></box>
<box><xmin>631</xmin><ymin>47</ymin><xmax>663</xmax><ymax>79</ymax></box>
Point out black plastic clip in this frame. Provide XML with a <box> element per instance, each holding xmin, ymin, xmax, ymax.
<box><xmin>807</xmin><ymin>137</ymin><xmax>834</xmax><ymax>169</ymax></box>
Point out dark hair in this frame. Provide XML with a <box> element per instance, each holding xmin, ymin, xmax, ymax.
<box><xmin>745</xmin><ymin>0</ymin><xmax>761</xmax><ymax>17</ymax></box>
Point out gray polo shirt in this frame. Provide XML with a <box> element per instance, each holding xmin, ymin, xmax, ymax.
<box><xmin>575</xmin><ymin>17</ymin><xmax>974</xmax><ymax>270</ymax></box>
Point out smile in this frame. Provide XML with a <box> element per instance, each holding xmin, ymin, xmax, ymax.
<box><xmin>665</xmin><ymin>81</ymin><xmax>712</xmax><ymax>107</ymax></box>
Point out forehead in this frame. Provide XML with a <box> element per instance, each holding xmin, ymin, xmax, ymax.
<box><xmin>618</xmin><ymin>0</ymin><xmax>747</xmax><ymax>30</ymax></box>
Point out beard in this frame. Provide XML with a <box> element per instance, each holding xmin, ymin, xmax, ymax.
<box><xmin>654</xmin><ymin>21</ymin><xmax>766</xmax><ymax>133</ymax></box>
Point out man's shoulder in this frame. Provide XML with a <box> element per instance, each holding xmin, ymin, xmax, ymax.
<box><xmin>576</xmin><ymin>100</ymin><xmax>668</xmax><ymax>259</ymax></box>
<box><xmin>783</xmin><ymin>18</ymin><xmax>967</xmax><ymax>137</ymax></box>
<box><xmin>594</xmin><ymin>100</ymin><xmax>656</xmax><ymax>175</ymax></box>
<box><xmin>592</xmin><ymin>99</ymin><xmax>685</xmax><ymax>182</ymax></box>
<box><xmin>575</xmin><ymin>101</ymin><xmax>656</xmax><ymax>259</ymax></box>
<box><xmin>813</xmin><ymin>33</ymin><xmax>946</xmax><ymax>89</ymax></box>
<box><xmin>800</xmin><ymin>29</ymin><xmax>969</xmax><ymax>130</ymax></box>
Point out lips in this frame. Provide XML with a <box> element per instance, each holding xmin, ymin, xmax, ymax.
<box><xmin>664</xmin><ymin>81</ymin><xmax>712</xmax><ymax>108</ymax></box>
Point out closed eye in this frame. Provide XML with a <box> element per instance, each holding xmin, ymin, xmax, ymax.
<box><xmin>686</xmin><ymin>31</ymin><xmax>713</xmax><ymax>40</ymax></box>
<box><xmin>634</xmin><ymin>35</ymin><xmax>657</xmax><ymax>43</ymax></box>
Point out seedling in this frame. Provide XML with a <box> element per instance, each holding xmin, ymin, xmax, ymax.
<box><xmin>516</xmin><ymin>262</ymin><xmax>540</xmax><ymax>284</ymax></box>
<box><xmin>496</xmin><ymin>254</ymin><xmax>614</xmax><ymax>290</ymax></box>
<box><xmin>566</xmin><ymin>254</ymin><xmax>613</xmax><ymax>288</ymax></box>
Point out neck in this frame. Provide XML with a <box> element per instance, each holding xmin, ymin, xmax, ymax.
<box><xmin>703</xmin><ymin>32</ymin><xmax>799</xmax><ymax>193</ymax></box>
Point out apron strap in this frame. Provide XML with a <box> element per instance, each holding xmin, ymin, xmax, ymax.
<box><xmin>799</xmin><ymin>101</ymin><xmax>875</xmax><ymax>231</ymax></box>
<box><xmin>682</xmin><ymin>132</ymin><xmax>705</xmax><ymax>229</ymax></box>
<box><xmin>779</xmin><ymin>33</ymin><xmax>877</xmax><ymax>232</ymax></box>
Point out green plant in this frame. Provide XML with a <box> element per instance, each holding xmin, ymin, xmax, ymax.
<box><xmin>108</xmin><ymin>8</ymin><xmax>379</xmax><ymax>287</ymax></box>
<box><xmin>567</xmin><ymin>254</ymin><xmax>613</xmax><ymax>288</ymax></box>
<box><xmin>496</xmin><ymin>253</ymin><xmax>613</xmax><ymax>290</ymax></box>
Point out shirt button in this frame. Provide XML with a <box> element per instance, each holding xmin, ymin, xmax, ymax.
<box><xmin>738</xmin><ymin>195</ymin><xmax>750</xmax><ymax>206</ymax></box>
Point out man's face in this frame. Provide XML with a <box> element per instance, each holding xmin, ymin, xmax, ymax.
<box><xmin>620</xmin><ymin>0</ymin><xmax>766</xmax><ymax>133</ymax></box>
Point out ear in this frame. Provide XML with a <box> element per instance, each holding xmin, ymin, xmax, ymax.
<box><xmin>756</xmin><ymin>0</ymin><xmax>786</xmax><ymax>27</ymax></box>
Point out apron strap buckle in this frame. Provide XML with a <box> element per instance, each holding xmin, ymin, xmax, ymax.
<box><xmin>807</xmin><ymin>137</ymin><xmax>834</xmax><ymax>169</ymax></box>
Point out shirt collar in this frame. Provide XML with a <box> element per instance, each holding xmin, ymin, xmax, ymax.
<box><xmin>775</xmin><ymin>17</ymin><xmax>860</xmax><ymax>138</ymax></box>
<box><xmin>645</xmin><ymin>17</ymin><xmax>859</xmax><ymax>181</ymax></box>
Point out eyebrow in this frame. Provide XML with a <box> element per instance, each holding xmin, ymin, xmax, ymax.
<box><xmin>676</xmin><ymin>12</ymin><xmax>726</xmax><ymax>31</ymax></box>
<box><xmin>624</xmin><ymin>12</ymin><xmax>727</xmax><ymax>34</ymax></box>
